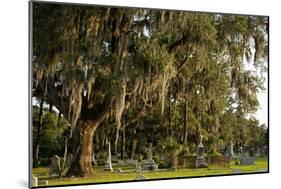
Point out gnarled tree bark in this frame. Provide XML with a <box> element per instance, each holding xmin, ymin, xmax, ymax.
<box><xmin>66</xmin><ymin>120</ymin><xmax>98</xmax><ymax>177</ymax></box>
<box><xmin>66</xmin><ymin>95</ymin><xmax>112</xmax><ymax>177</ymax></box>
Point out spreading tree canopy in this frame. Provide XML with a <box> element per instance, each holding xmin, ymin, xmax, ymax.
<box><xmin>32</xmin><ymin>2</ymin><xmax>268</xmax><ymax>177</ymax></box>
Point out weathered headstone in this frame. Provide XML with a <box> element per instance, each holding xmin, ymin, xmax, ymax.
<box><xmin>196</xmin><ymin>135</ymin><xmax>208</xmax><ymax>168</ymax></box>
<box><xmin>147</xmin><ymin>143</ymin><xmax>153</xmax><ymax>160</ymax></box>
<box><xmin>142</xmin><ymin>143</ymin><xmax>158</xmax><ymax>171</ymax></box>
<box><xmin>160</xmin><ymin>155</ymin><xmax>166</xmax><ymax>161</ymax></box>
<box><xmin>49</xmin><ymin>155</ymin><xmax>61</xmax><ymax>174</ymax></box>
<box><xmin>240</xmin><ymin>157</ymin><xmax>255</xmax><ymax>165</ymax></box>
<box><xmin>142</xmin><ymin>159</ymin><xmax>158</xmax><ymax>171</ymax></box>
<box><xmin>135</xmin><ymin>174</ymin><xmax>147</xmax><ymax>180</ymax></box>
<box><xmin>32</xmin><ymin>176</ymin><xmax>38</xmax><ymax>187</ymax></box>
<box><xmin>127</xmin><ymin>159</ymin><xmax>138</xmax><ymax>168</ymax></box>
<box><xmin>239</xmin><ymin>146</ymin><xmax>243</xmax><ymax>153</ymax></box>
<box><xmin>127</xmin><ymin>159</ymin><xmax>138</xmax><ymax>165</ymax></box>
<box><xmin>92</xmin><ymin>152</ymin><xmax>97</xmax><ymax>165</ymax></box>
<box><xmin>117</xmin><ymin>160</ymin><xmax>124</xmax><ymax>166</ymax></box>
<box><xmin>136</xmin><ymin>166</ymin><xmax>141</xmax><ymax>172</ymax></box>
<box><xmin>104</xmin><ymin>142</ymin><xmax>113</xmax><ymax>171</ymax></box>
<box><xmin>66</xmin><ymin>153</ymin><xmax>73</xmax><ymax>167</ymax></box>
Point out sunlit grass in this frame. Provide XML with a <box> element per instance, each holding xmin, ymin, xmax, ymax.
<box><xmin>32</xmin><ymin>159</ymin><xmax>268</xmax><ymax>186</ymax></box>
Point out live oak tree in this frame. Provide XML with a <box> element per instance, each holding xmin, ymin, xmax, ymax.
<box><xmin>33</xmin><ymin>4</ymin><xmax>176</xmax><ymax>176</ymax></box>
<box><xmin>32</xmin><ymin>2</ymin><xmax>268</xmax><ymax>177</ymax></box>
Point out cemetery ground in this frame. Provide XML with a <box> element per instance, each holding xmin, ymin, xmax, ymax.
<box><xmin>33</xmin><ymin>158</ymin><xmax>268</xmax><ymax>187</ymax></box>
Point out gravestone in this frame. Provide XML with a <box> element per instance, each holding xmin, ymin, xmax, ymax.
<box><xmin>32</xmin><ymin>176</ymin><xmax>38</xmax><ymax>187</ymax></box>
<box><xmin>127</xmin><ymin>159</ymin><xmax>138</xmax><ymax>165</ymax></box>
<box><xmin>239</xmin><ymin>146</ymin><xmax>243</xmax><ymax>153</ymax></box>
<box><xmin>240</xmin><ymin>157</ymin><xmax>255</xmax><ymax>165</ymax></box>
<box><xmin>92</xmin><ymin>152</ymin><xmax>97</xmax><ymax>165</ymax></box>
<box><xmin>127</xmin><ymin>159</ymin><xmax>138</xmax><ymax>168</ymax></box>
<box><xmin>104</xmin><ymin>142</ymin><xmax>113</xmax><ymax>171</ymax></box>
<box><xmin>160</xmin><ymin>155</ymin><xmax>166</xmax><ymax>161</ymax></box>
<box><xmin>117</xmin><ymin>160</ymin><xmax>124</xmax><ymax>166</ymax></box>
<box><xmin>196</xmin><ymin>135</ymin><xmax>208</xmax><ymax>168</ymax></box>
<box><xmin>142</xmin><ymin>143</ymin><xmax>158</xmax><ymax>171</ymax></box>
<box><xmin>49</xmin><ymin>155</ymin><xmax>61</xmax><ymax>174</ymax></box>
<box><xmin>147</xmin><ymin>143</ymin><xmax>153</xmax><ymax>160</ymax></box>
<box><xmin>142</xmin><ymin>159</ymin><xmax>158</xmax><ymax>171</ymax></box>
<box><xmin>135</xmin><ymin>174</ymin><xmax>147</xmax><ymax>180</ymax></box>
<box><xmin>136</xmin><ymin>166</ymin><xmax>142</xmax><ymax>172</ymax></box>
<box><xmin>66</xmin><ymin>153</ymin><xmax>73</xmax><ymax>167</ymax></box>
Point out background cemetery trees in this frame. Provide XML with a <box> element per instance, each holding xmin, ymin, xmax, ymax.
<box><xmin>32</xmin><ymin>101</ymin><xmax>69</xmax><ymax>166</ymax></box>
<box><xmin>32</xmin><ymin>2</ymin><xmax>268</xmax><ymax>177</ymax></box>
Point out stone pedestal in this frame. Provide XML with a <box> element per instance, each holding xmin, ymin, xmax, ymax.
<box><xmin>196</xmin><ymin>143</ymin><xmax>208</xmax><ymax>168</ymax></box>
<box><xmin>142</xmin><ymin>143</ymin><xmax>158</xmax><ymax>171</ymax></box>
<box><xmin>32</xmin><ymin>177</ymin><xmax>38</xmax><ymax>187</ymax></box>
<box><xmin>230</xmin><ymin>141</ymin><xmax>235</xmax><ymax>158</ymax></box>
<box><xmin>142</xmin><ymin>159</ymin><xmax>158</xmax><ymax>171</ymax></box>
<box><xmin>104</xmin><ymin>142</ymin><xmax>113</xmax><ymax>171</ymax></box>
<box><xmin>66</xmin><ymin>153</ymin><xmax>73</xmax><ymax>167</ymax></box>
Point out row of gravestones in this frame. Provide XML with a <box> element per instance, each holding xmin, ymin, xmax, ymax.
<box><xmin>49</xmin><ymin>142</ymin><xmax>255</xmax><ymax>175</ymax></box>
<box><xmin>33</xmin><ymin>141</ymin><xmax>257</xmax><ymax>186</ymax></box>
<box><xmin>33</xmin><ymin>154</ymin><xmax>73</xmax><ymax>187</ymax></box>
<box><xmin>104</xmin><ymin>140</ymin><xmax>208</xmax><ymax>172</ymax></box>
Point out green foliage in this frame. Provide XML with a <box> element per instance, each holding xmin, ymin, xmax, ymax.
<box><xmin>32</xmin><ymin>2</ymin><xmax>268</xmax><ymax>175</ymax></box>
<box><xmin>33</xmin><ymin>106</ymin><xmax>69</xmax><ymax>159</ymax></box>
<box><xmin>160</xmin><ymin>137</ymin><xmax>182</xmax><ymax>157</ymax></box>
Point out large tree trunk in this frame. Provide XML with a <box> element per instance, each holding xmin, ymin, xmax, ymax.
<box><xmin>66</xmin><ymin>93</ymin><xmax>112</xmax><ymax>177</ymax></box>
<box><xmin>66</xmin><ymin>121</ymin><xmax>98</xmax><ymax>177</ymax></box>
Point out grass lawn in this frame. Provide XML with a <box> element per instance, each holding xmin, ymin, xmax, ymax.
<box><xmin>32</xmin><ymin>159</ymin><xmax>268</xmax><ymax>187</ymax></box>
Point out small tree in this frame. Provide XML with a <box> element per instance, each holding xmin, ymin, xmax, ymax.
<box><xmin>160</xmin><ymin>137</ymin><xmax>182</xmax><ymax>169</ymax></box>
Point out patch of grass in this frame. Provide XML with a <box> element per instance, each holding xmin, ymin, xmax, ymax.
<box><xmin>230</xmin><ymin>158</ymin><xmax>268</xmax><ymax>173</ymax></box>
<box><xmin>32</xmin><ymin>159</ymin><xmax>268</xmax><ymax>187</ymax></box>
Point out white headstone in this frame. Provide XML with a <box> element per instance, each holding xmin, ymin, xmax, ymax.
<box><xmin>32</xmin><ymin>177</ymin><xmax>38</xmax><ymax>187</ymax></box>
<box><xmin>104</xmin><ymin>142</ymin><xmax>113</xmax><ymax>171</ymax></box>
<box><xmin>66</xmin><ymin>153</ymin><xmax>73</xmax><ymax>167</ymax></box>
<box><xmin>196</xmin><ymin>135</ymin><xmax>208</xmax><ymax>168</ymax></box>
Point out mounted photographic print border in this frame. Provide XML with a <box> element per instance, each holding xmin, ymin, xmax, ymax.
<box><xmin>29</xmin><ymin>0</ymin><xmax>269</xmax><ymax>188</ymax></box>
